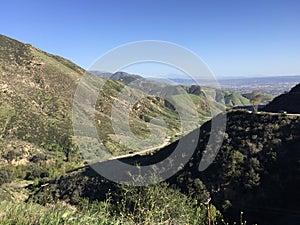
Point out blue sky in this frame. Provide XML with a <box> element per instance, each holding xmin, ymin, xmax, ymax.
<box><xmin>1</xmin><ymin>0</ymin><xmax>300</xmax><ymax>78</ymax></box>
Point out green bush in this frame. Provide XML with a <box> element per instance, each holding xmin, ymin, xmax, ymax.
<box><xmin>0</xmin><ymin>167</ymin><xmax>13</xmax><ymax>184</ymax></box>
<box><xmin>109</xmin><ymin>180</ymin><xmax>222</xmax><ymax>224</ymax></box>
<box><xmin>0</xmin><ymin>200</ymin><xmax>122</xmax><ymax>225</ymax></box>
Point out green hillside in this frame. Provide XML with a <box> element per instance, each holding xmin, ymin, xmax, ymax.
<box><xmin>93</xmin><ymin>71</ymin><xmax>252</xmax><ymax>109</ymax></box>
<box><xmin>2</xmin><ymin>34</ymin><xmax>297</xmax><ymax>224</ymax></box>
<box><xmin>0</xmin><ymin>34</ymin><xmax>84</xmax><ymax>182</ymax></box>
<box><xmin>0</xmin><ymin>34</ymin><xmax>226</xmax><ymax>181</ymax></box>
<box><xmin>34</xmin><ymin>111</ymin><xmax>300</xmax><ymax>225</ymax></box>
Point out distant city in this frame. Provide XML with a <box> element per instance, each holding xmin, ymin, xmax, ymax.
<box><xmin>166</xmin><ymin>75</ymin><xmax>300</xmax><ymax>96</ymax></box>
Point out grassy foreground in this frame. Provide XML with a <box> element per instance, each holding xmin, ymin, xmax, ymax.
<box><xmin>0</xmin><ymin>200</ymin><xmax>121</xmax><ymax>225</ymax></box>
<box><xmin>0</xmin><ymin>181</ymin><xmax>224</xmax><ymax>225</ymax></box>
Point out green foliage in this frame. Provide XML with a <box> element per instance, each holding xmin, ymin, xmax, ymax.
<box><xmin>177</xmin><ymin>111</ymin><xmax>300</xmax><ymax>225</ymax></box>
<box><xmin>27</xmin><ymin>110</ymin><xmax>300</xmax><ymax>225</ymax></box>
<box><xmin>2</xmin><ymin>149</ymin><xmax>21</xmax><ymax>163</ymax></box>
<box><xmin>29</xmin><ymin>172</ymin><xmax>224</xmax><ymax>224</ymax></box>
<box><xmin>0</xmin><ymin>167</ymin><xmax>13</xmax><ymax>185</ymax></box>
<box><xmin>109</xmin><ymin>181</ymin><xmax>213</xmax><ymax>224</ymax></box>
<box><xmin>186</xmin><ymin>178</ymin><xmax>211</xmax><ymax>202</ymax></box>
<box><xmin>0</xmin><ymin>200</ymin><xmax>121</xmax><ymax>225</ymax></box>
<box><xmin>2</xmin><ymin>34</ymin><xmax>300</xmax><ymax>225</ymax></box>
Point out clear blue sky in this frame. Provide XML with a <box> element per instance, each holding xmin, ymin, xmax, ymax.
<box><xmin>1</xmin><ymin>0</ymin><xmax>300</xmax><ymax>77</ymax></box>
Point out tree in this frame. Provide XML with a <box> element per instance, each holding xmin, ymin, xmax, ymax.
<box><xmin>250</xmin><ymin>90</ymin><xmax>261</xmax><ymax>112</ymax></box>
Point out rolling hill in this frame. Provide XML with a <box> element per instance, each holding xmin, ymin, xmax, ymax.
<box><xmin>0</xmin><ymin>34</ymin><xmax>84</xmax><ymax>182</ymax></box>
<box><xmin>0</xmin><ymin>34</ymin><xmax>246</xmax><ymax>181</ymax></box>
<box><xmin>35</xmin><ymin>110</ymin><xmax>300</xmax><ymax>225</ymax></box>
<box><xmin>1</xmin><ymin>34</ymin><xmax>300</xmax><ymax>224</ymax></box>
<box><xmin>92</xmin><ymin>70</ymin><xmax>251</xmax><ymax>108</ymax></box>
<box><xmin>0</xmin><ymin>35</ymin><xmax>184</xmax><ymax>173</ymax></box>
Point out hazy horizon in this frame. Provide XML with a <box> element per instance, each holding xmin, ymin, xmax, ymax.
<box><xmin>90</xmin><ymin>68</ymin><xmax>300</xmax><ymax>80</ymax></box>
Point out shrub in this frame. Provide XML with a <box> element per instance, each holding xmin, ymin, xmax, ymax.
<box><xmin>0</xmin><ymin>167</ymin><xmax>13</xmax><ymax>184</ymax></box>
<box><xmin>109</xmin><ymin>179</ymin><xmax>222</xmax><ymax>224</ymax></box>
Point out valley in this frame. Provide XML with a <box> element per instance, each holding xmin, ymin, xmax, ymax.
<box><xmin>0</xmin><ymin>34</ymin><xmax>299</xmax><ymax>225</ymax></box>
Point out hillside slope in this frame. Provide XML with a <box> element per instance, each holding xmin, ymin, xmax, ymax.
<box><xmin>0</xmin><ymin>35</ymin><xmax>179</xmax><ymax>167</ymax></box>
<box><xmin>34</xmin><ymin>111</ymin><xmax>300</xmax><ymax>225</ymax></box>
<box><xmin>0</xmin><ymin>34</ymin><xmax>221</xmax><ymax>182</ymax></box>
<box><xmin>92</xmin><ymin>71</ymin><xmax>251</xmax><ymax>108</ymax></box>
<box><xmin>0</xmin><ymin>34</ymin><xmax>84</xmax><ymax>181</ymax></box>
<box><xmin>263</xmin><ymin>83</ymin><xmax>300</xmax><ymax>113</ymax></box>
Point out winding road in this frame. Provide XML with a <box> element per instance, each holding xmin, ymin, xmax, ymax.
<box><xmin>107</xmin><ymin>136</ymin><xmax>171</xmax><ymax>160</ymax></box>
<box><xmin>65</xmin><ymin>110</ymin><xmax>300</xmax><ymax>174</ymax></box>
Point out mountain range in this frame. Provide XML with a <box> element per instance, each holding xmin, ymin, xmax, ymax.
<box><xmin>1</xmin><ymin>34</ymin><xmax>299</xmax><ymax>225</ymax></box>
<box><xmin>0</xmin><ymin>34</ymin><xmax>254</xmax><ymax>181</ymax></box>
